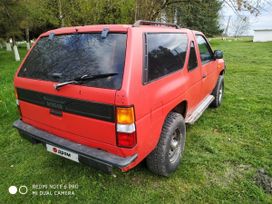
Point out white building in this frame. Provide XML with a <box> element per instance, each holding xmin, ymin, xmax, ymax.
<box><xmin>253</xmin><ymin>29</ymin><xmax>272</xmax><ymax>42</ymax></box>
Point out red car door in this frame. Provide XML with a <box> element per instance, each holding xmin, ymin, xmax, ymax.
<box><xmin>185</xmin><ymin>40</ymin><xmax>203</xmax><ymax>112</ymax></box>
<box><xmin>195</xmin><ymin>35</ymin><xmax>218</xmax><ymax>97</ymax></box>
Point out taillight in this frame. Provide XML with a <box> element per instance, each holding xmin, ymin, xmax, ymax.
<box><xmin>116</xmin><ymin>107</ymin><xmax>135</xmax><ymax>124</ymax></box>
<box><xmin>117</xmin><ymin>132</ymin><xmax>137</xmax><ymax>148</ymax></box>
<box><xmin>14</xmin><ymin>89</ymin><xmax>22</xmax><ymax>118</ymax></box>
<box><xmin>116</xmin><ymin>107</ymin><xmax>137</xmax><ymax>148</ymax></box>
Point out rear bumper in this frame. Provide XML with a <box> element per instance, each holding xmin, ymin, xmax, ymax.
<box><xmin>13</xmin><ymin>119</ymin><xmax>137</xmax><ymax>173</ymax></box>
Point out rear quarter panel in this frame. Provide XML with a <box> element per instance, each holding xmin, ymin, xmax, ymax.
<box><xmin>117</xmin><ymin>28</ymin><xmax>200</xmax><ymax>169</ymax></box>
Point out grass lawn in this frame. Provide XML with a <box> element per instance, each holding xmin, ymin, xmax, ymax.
<box><xmin>0</xmin><ymin>39</ymin><xmax>271</xmax><ymax>203</ymax></box>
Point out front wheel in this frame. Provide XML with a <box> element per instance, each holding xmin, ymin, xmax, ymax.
<box><xmin>146</xmin><ymin>112</ymin><xmax>186</xmax><ymax>177</ymax></box>
<box><xmin>210</xmin><ymin>75</ymin><xmax>224</xmax><ymax>108</ymax></box>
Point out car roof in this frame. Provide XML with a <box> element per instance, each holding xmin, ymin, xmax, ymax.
<box><xmin>40</xmin><ymin>24</ymin><xmax>194</xmax><ymax>37</ymax></box>
<box><xmin>41</xmin><ymin>25</ymin><xmax>131</xmax><ymax>36</ymax></box>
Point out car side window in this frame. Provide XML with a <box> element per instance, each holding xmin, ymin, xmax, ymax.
<box><xmin>196</xmin><ymin>35</ymin><xmax>213</xmax><ymax>64</ymax></box>
<box><xmin>145</xmin><ymin>33</ymin><xmax>188</xmax><ymax>83</ymax></box>
<box><xmin>188</xmin><ymin>41</ymin><xmax>198</xmax><ymax>71</ymax></box>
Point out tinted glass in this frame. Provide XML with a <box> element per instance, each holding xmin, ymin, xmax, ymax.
<box><xmin>146</xmin><ymin>33</ymin><xmax>188</xmax><ymax>82</ymax></box>
<box><xmin>18</xmin><ymin>33</ymin><xmax>127</xmax><ymax>89</ymax></box>
<box><xmin>188</xmin><ymin>42</ymin><xmax>198</xmax><ymax>71</ymax></box>
<box><xmin>196</xmin><ymin>35</ymin><xmax>213</xmax><ymax>64</ymax></box>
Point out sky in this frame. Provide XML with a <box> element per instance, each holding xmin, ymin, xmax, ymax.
<box><xmin>220</xmin><ymin>1</ymin><xmax>272</xmax><ymax>36</ymax></box>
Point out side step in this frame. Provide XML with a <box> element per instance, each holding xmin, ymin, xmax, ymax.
<box><xmin>185</xmin><ymin>95</ymin><xmax>215</xmax><ymax>124</ymax></box>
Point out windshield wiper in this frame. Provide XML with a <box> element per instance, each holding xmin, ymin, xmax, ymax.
<box><xmin>54</xmin><ymin>73</ymin><xmax>118</xmax><ymax>91</ymax></box>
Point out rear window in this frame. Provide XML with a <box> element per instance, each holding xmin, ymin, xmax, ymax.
<box><xmin>18</xmin><ymin>33</ymin><xmax>127</xmax><ymax>89</ymax></box>
<box><xmin>144</xmin><ymin>33</ymin><xmax>188</xmax><ymax>83</ymax></box>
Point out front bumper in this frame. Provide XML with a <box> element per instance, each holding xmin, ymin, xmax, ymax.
<box><xmin>13</xmin><ymin>119</ymin><xmax>137</xmax><ymax>173</ymax></box>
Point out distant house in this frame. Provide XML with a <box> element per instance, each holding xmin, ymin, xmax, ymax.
<box><xmin>253</xmin><ymin>29</ymin><xmax>272</xmax><ymax>42</ymax></box>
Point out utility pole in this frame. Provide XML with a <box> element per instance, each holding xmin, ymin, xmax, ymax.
<box><xmin>224</xmin><ymin>16</ymin><xmax>231</xmax><ymax>37</ymax></box>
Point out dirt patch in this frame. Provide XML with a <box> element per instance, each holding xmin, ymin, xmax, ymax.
<box><xmin>255</xmin><ymin>168</ymin><xmax>272</xmax><ymax>194</ymax></box>
<box><xmin>205</xmin><ymin>163</ymin><xmax>252</xmax><ymax>187</ymax></box>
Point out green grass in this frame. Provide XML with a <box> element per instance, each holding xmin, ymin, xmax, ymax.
<box><xmin>0</xmin><ymin>39</ymin><xmax>272</xmax><ymax>203</ymax></box>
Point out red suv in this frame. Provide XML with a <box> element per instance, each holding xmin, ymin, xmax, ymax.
<box><xmin>13</xmin><ymin>20</ymin><xmax>225</xmax><ymax>176</ymax></box>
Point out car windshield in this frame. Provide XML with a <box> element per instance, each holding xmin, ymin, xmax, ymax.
<box><xmin>18</xmin><ymin>33</ymin><xmax>127</xmax><ymax>89</ymax></box>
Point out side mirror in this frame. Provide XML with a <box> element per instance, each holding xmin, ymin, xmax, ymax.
<box><xmin>214</xmin><ymin>50</ymin><xmax>223</xmax><ymax>59</ymax></box>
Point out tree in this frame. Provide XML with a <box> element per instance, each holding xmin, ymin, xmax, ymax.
<box><xmin>40</xmin><ymin>0</ymin><xmax>135</xmax><ymax>27</ymax></box>
<box><xmin>135</xmin><ymin>0</ymin><xmax>189</xmax><ymax>21</ymax></box>
<box><xmin>0</xmin><ymin>0</ymin><xmax>24</xmax><ymax>42</ymax></box>
<box><xmin>231</xmin><ymin>15</ymin><xmax>250</xmax><ymax>37</ymax></box>
<box><xmin>161</xmin><ymin>0</ymin><xmax>223</xmax><ymax>36</ymax></box>
<box><xmin>220</xmin><ymin>0</ymin><xmax>267</xmax><ymax>37</ymax></box>
<box><xmin>19</xmin><ymin>0</ymin><xmax>56</xmax><ymax>49</ymax></box>
<box><xmin>185</xmin><ymin>0</ymin><xmax>221</xmax><ymax>36</ymax></box>
<box><xmin>2</xmin><ymin>0</ymin><xmax>264</xmax><ymax>46</ymax></box>
<box><xmin>0</xmin><ymin>0</ymin><xmax>59</xmax><ymax>43</ymax></box>
<box><xmin>222</xmin><ymin>0</ymin><xmax>264</xmax><ymax>16</ymax></box>
<box><xmin>0</xmin><ymin>0</ymin><xmax>25</xmax><ymax>60</ymax></box>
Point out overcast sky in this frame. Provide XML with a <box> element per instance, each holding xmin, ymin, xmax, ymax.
<box><xmin>220</xmin><ymin>1</ymin><xmax>272</xmax><ymax>36</ymax></box>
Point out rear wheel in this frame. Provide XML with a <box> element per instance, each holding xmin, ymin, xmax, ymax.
<box><xmin>211</xmin><ymin>75</ymin><xmax>224</xmax><ymax>108</ymax></box>
<box><xmin>146</xmin><ymin>112</ymin><xmax>186</xmax><ymax>177</ymax></box>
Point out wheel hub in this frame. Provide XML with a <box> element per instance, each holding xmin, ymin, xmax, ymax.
<box><xmin>169</xmin><ymin>129</ymin><xmax>182</xmax><ymax>163</ymax></box>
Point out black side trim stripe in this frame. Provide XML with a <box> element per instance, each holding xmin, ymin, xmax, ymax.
<box><xmin>17</xmin><ymin>88</ymin><xmax>115</xmax><ymax>122</ymax></box>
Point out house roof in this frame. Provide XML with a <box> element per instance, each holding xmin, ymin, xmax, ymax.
<box><xmin>254</xmin><ymin>29</ymin><xmax>272</xmax><ymax>31</ymax></box>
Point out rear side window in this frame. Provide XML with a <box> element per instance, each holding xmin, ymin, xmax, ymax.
<box><xmin>18</xmin><ymin>33</ymin><xmax>127</xmax><ymax>89</ymax></box>
<box><xmin>188</xmin><ymin>42</ymin><xmax>198</xmax><ymax>71</ymax></box>
<box><xmin>196</xmin><ymin>35</ymin><xmax>213</xmax><ymax>64</ymax></box>
<box><xmin>145</xmin><ymin>33</ymin><xmax>188</xmax><ymax>82</ymax></box>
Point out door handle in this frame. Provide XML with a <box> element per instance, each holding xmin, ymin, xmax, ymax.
<box><xmin>202</xmin><ymin>74</ymin><xmax>207</xmax><ymax>78</ymax></box>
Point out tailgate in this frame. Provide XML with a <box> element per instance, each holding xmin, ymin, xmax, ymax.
<box><xmin>13</xmin><ymin>31</ymin><xmax>127</xmax><ymax>147</ymax></box>
<box><xmin>16</xmin><ymin>86</ymin><xmax>117</xmax><ymax>145</ymax></box>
